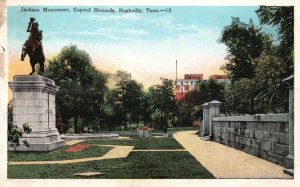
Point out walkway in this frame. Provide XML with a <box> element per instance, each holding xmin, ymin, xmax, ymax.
<box><xmin>173</xmin><ymin>130</ymin><xmax>292</xmax><ymax>179</ymax></box>
<box><xmin>8</xmin><ymin>145</ymin><xmax>134</xmax><ymax>165</ymax></box>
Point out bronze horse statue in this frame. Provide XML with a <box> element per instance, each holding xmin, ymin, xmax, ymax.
<box><xmin>21</xmin><ymin>17</ymin><xmax>45</xmax><ymax>75</ymax></box>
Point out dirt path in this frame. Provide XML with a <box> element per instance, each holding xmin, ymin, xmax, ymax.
<box><xmin>173</xmin><ymin>130</ymin><xmax>292</xmax><ymax>179</ymax></box>
<box><xmin>8</xmin><ymin>145</ymin><xmax>134</xmax><ymax>165</ymax></box>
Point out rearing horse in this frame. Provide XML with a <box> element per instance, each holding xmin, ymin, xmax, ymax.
<box><xmin>21</xmin><ymin>17</ymin><xmax>45</xmax><ymax>75</ymax></box>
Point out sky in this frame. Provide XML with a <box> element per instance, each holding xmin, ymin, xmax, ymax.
<box><xmin>7</xmin><ymin>6</ymin><xmax>277</xmax><ymax>88</ymax></box>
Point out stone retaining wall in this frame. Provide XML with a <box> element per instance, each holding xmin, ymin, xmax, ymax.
<box><xmin>212</xmin><ymin>114</ymin><xmax>292</xmax><ymax>167</ymax></box>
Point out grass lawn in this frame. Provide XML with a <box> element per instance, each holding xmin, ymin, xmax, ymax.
<box><xmin>84</xmin><ymin>137</ymin><xmax>184</xmax><ymax>150</ymax></box>
<box><xmin>8</xmin><ymin>137</ymin><xmax>214</xmax><ymax>179</ymax></box>
<box><xmin>8</xmin><ymin>145</ymin><xmax>113</xmax><ymax>161</ymax></box>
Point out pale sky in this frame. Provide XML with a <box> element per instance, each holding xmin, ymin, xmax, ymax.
<box><xmin>8</xmin><ymin>6</ymin><xmax>277</xmax><ymax>87</ymax></box>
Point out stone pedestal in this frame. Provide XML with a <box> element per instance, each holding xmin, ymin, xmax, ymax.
<box><xmin>201</xmin><ymin>103</ymin><xmax>209</xmax><ymax>136</ymax></box>
<box><xmin>138</xmin><ymin>131</ymin><xmax>144</xmax><ymax>138</ymax></box>
<box><xmin>144</xmin><ymin>131</ymin><xmax>149</xmax><ymax>138</ymax></box>
<box><xmin>208</xmin><ymin>100</ymin><xmax>222</xmax><ymax>139</ymax></box>
<box><xmin>8</xmin><ymin>75</ymin><xmax>65</xmax><ymax>151</ymax></box>
<box><xmin>166</xmin><ymin>131</ymin><xmax>173</xmax><ymax>138</ymax></box>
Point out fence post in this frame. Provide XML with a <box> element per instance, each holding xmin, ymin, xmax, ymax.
<box><xmin>208</xmin><ymin>100</ymin><xmax>222</xmax><ymax>140</ymax></box>
<box><xmin>201</xmin><ymin>103</ymin><xmax>209</xmax><ymax>137</ymax></box>
<box><xmin>283</xmin><ymin>75</ymin><xmax>294</xmax><ymax>175</ymax></box>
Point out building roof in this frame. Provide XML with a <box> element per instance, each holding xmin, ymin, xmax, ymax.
<box><xmin>209</xmin><ymin>75</ymin><xmax>228</xmax><ymax>80</ymax></box>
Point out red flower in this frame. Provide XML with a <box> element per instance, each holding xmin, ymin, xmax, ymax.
<box><xmin>64</xmin><ymin>144</ymin><xmax>91</xmax><ymax>153</ymax></box>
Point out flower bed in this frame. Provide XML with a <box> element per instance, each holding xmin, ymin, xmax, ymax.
<box><xmin>136</xmin><ymin>126</ymin><xmax>153</xmax><ymax>131</ymax></box>
<box><xmin>64</xmin><ymin>144</ymin><xmax>91</xmax><ymax>153</ymax></box>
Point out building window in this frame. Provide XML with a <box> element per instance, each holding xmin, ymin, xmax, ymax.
<box><xmin>181</xmin><ymin>81</ymin><xmax>183</xmax><ymax>85</ymax></box>
<box><xmin>190</xmin><ymin>86</ymin><xmax>194</xmax><ymax>91</ymax></box>
<box><xmin>191</xmin><ymin>81</ymin><xmax>194</xmax><ymax>85</ymax></box>
<box><xmin>180</xmin><ymin>86</ymin><xmax>184</xmax><ymax>92</ymax></box>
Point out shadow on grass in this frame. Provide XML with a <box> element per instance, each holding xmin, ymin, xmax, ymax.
<box><xmin>8</xmin><ymin>151</ymin><xmax>215</xmax><ymax>179</ymax></box>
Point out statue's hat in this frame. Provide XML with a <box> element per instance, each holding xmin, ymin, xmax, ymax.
<box><xmin>30</xmin><ymin>17</ymin><xmax>36</xmax><ymax>22</ymax></box>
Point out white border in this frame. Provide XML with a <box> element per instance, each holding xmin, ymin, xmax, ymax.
<box><xmin>1</xmin><ymin>0</ymin><xmax>299</xmax><ymax>187</ymax></box>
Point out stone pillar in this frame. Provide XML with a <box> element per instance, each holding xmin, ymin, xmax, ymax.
<box><xmin>208</xmin><ymin>100</ymin><xmax>222</xmax><ymax>139</ymax></box>
<box><xmin>8</xmin><ymin>75</ymin><xmax>65</xmax><ymax>151</ymax></box>
<box><xmin>167</xmin><ymin>130</ymin><xmax>173</xmax><ymax>138</ymax></box>
<box><xmin>283</xmin><ymin>75</ymin><xmax>294</xmax><ymax>173</ymax></box>
<box><xmin>138</xmin><ymin>131</ymin><xmax>144</xmax><ymax>138</ymax></box>
<box><xmin>201</xmin><ymin>103</ymin><xmax>209</xmax><ymax>136</ymax></box>
<box><xmin>287</xmin><ymin>86</ymin><xmax>294</xmax><ymax>160</ymax></box>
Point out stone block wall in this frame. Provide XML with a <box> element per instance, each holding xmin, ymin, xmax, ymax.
<box><xmin>212</xmin><ymin>114</ymin><xmax>292</xmax><ymax>167</ymax></box>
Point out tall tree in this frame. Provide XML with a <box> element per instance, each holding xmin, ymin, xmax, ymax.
<box><xmin>224</xmin><ymin>78</ymin><xmax>257</xmax><ymax>115</ymax></box>
<box><xmin>256</xmin><ymin>6</ymin><xmax>294</xmax><ymax>76</ymax></box>
<box><xmin>219</xmin><ymin>17</ymin><xmax>272</xmax><ymax>82</ymax></box>
<box><xmin>110</xmin><ymin>70</ymin><xmax>145</xmax><ymax>130</ymax></box>
<box><xmin>184</xmin><ymin>79</ymin><xmax>225</xmax><ymax>105</ymax></box>
<box><xmin>44</xmin><ymin>45</ymin><xmax>107</xmax><ymax>133</ymax></box>
<box><xmin>146</xmin><ymin>80</ymin><xmax>177</xmax><ymax>131</ymax></box>
<box><xmin>183</xmin><ymin>79</ymin><xmax>225</xmax><ymax>120</ymax></box>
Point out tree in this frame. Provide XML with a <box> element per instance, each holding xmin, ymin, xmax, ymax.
<box><xmin>256</xmin><ymin>6</ymin><xmax>294</xmax><ymax>75</ymax></box>
<box><xmin>251</xmin><ymin>51</ymin><xmax>289</xmax><ymax>113</ymax></box>
<box><xmin>219</xmin><ymin>17</ymin><xmax>272</xmax><ymax>82</ymax></box>
<box><xmin>253</xmin><ymin>51</ymin><xmax>288</xmax><ymax>90</ymax></box>
<box><xmin>183</xmin><ymin>79</ymin><xmax>225</xmax><ymax>105</ymax></box>
<box><xmin>224</xmin><ymin>51</ymin><xmax>289</xmax><ymax>115</ymax></box>
<box><xmin>101</xmin><ymin>88</ymin><xmax>123</xmax><ymax>131</ymax></box>
<box><xmin>224</xmin><ymin>78</ymin><xmax>257</xmax><ymax>115</ymax></box>
<box><xmin>174</xmin><ymin>101</ymin><xmax>195</xmax><ymax>127</ymax></box>
<box><xmin>44</xmin><ymin>45</ymin><xmax>107</xmax><ymax>133</ymax></box>
<box><xmin>182</xmin><ymin>79</ymin><xmax>225</xmax><ymax>121</ymax></box>
<box><xmin>146</xmin><ymin>80</ymin><xmax>177</xmax><ymax>131</ymax></box>
<box><xmin>108</xmin><ymin>70</ymin><xmax>145</xmax><ymax>130</ymax></box>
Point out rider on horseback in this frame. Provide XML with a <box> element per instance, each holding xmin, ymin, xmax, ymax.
<box><xmin>21</xmin><ymin>17</ymin><xmax>45</xmax><ymax>75</ymax></box>
<box><xmin>21</xmin><ymin>17</ymin><xmax>43</xmax><ymax>61</ymax></box>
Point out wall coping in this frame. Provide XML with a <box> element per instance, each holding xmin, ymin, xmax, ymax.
<box><xmin>8</xmin><ymin>75</ymin><xmax>59</xmax><ymax>94</ymax></box>
<box><xmin>213</xmin><ymin>114</ymin><xmax>289</xmax><ymax>122</ymax></box>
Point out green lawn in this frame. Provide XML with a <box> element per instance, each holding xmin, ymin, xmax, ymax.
<box><xmin>84</xmin><ymin>137</ymin><xmax>184</xmax><ymax>150</ymax></box>
<box><xmin>8</xmin><ymin>145</ymin><xmax>113</xmax><ymax>161</ymax></box>
<box><xmin>8</xmin><ymin>137</ymin><xmax>215</xmax><ymax>179</ymax></box>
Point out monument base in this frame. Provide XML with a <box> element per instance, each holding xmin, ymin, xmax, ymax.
<box><xmin>8</xmin><ymin>133</ymin><xmax>65</xmax><ymax>151</ymax></box>
<box><xmin>9</xmin><ymin>75</ymin><xmax>65</xmax><ymax>152</ymax></box>
<box><xmin>8</xmin><ymin>140</ymin><xmax>65</xmax><ymax>152</ymax></box>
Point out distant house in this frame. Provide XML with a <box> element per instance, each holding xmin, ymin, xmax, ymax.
<box><xmin>209</xmin><ymin>74</ymin><xmax>231</xmax><ymax>84</ymax></box>
<box><xmin>174</xmin><ymin>74</ymin><xmax>203</xmax><ymax>100</ymax></box>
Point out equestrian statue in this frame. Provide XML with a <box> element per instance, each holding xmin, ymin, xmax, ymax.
<box><xmin>21</xmin><ymin>17</ymin><xmax>45</xmax><ymax>75</ymax></box>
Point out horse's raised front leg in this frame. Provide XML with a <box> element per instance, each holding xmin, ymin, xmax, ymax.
<box><xmin>21</xmin><ymin>46</ymin><xmax>27</xmax><ymax>61</ymax></box>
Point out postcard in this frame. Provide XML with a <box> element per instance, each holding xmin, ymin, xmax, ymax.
<box><xmin>0</xmin><ymin>0</ymin><xmax>298</xmax><ymax>187</ymax></box>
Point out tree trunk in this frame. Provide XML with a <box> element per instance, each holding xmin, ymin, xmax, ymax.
<box><xmin>164</xmin><ymin>112</ymin><xmax>168</xmax><ymax>133</ymax></box>
<box><xmin>74</xmin><ymin>115</ymin><xmax>78</xmax><ymax>134</ymax></box>
<box><xmin>160</xmin><ymin>115</ymin><xmax>163</xmax><ymax>131</ymax></box>
<box><xmin>251</xmin><ymin>97</ymin><xmax>255</xmax><ymax>114</ymax></box>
